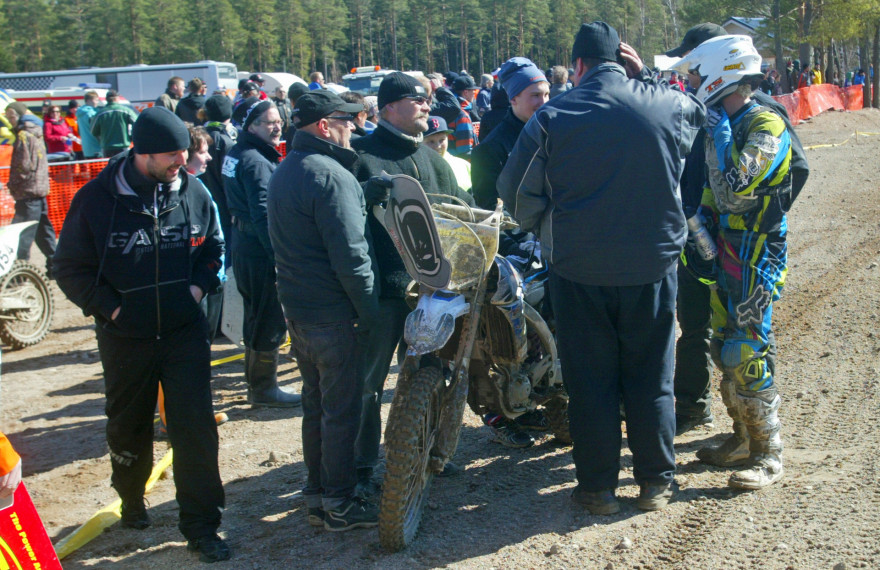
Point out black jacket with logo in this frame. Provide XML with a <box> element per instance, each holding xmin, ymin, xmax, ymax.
<box><xmin>54</xmin><ymin>154</ymin><xmax>224</xmax><ymax>339</ymax></box>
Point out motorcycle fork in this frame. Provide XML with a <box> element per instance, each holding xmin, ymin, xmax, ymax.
<box><xmin>429</xmin><ymin>276</ymin><xmax>488</xmax><ymax>473</ymax></box>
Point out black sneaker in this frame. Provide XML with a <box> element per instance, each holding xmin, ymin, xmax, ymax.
<box><xmin>675</xmin><ymin>414</ymin><xmax>715</xmax><ymax>436</ymax></box>
<box><xmin>323</xmin><ymin>496</ymin><xmax>379</xmax><ymax>532</ymax></box>
<box><xmin>571</xmin><ymin>486</ymin><xmax>620</xmax><ymax>515</ymax></box>
<box><xmin>120</xmin><ymin>499</ymin><xmax>151</xmax><ymax>530</ymax></box>
<box><xmin>490</xmin><ymin>422</ymin><xmax>535</xmax><ymax>448</ymax></box>
<box><xmin>187</xmin><ymin>534</ymin><xmax>231</xmax><ymax>563</ymax></box>
<box><xmin>307</xmin><ymin>507</ymin><xmax>325</xmax><ymax>527</ymax></box>
<box><xmin>515</xmin><ymin>410</ymin><xmax>549</xmax><ymax>431</ymax></box>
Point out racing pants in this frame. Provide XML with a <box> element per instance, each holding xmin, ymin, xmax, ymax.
<box><xmin>97</xmin><ymin>316</ymin><xmax>224</xmax><ymax>541</ymax></box>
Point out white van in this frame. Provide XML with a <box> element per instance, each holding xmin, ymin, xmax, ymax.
<box><xmin>0</xmin><ymin>61</ymin><xmax>239</xmax><ymax>112</ymax></box>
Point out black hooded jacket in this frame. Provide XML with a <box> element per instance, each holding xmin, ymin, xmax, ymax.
<box><xmin>176</xmin><ymin>94</ymin><xmax>207</xmax><ymax>125</ymax></box>
<box><xmin>54</xmin><ymin>154</ymin><xmax>224</xmax><ymax>339</ymax></box>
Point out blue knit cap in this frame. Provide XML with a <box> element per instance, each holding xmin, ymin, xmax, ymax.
<box><xmin>498</xmin><ymin>57</ymin><xmax>548</xmax><ymax>100</ymax></box>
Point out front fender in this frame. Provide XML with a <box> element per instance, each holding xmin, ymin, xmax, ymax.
<box><xmin>403</xmin><ymin>289</ymin><xmax>469</xmax><ymax>356</ymax></box>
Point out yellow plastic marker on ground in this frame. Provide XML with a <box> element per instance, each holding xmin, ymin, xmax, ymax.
<box><xmin>54</xmin><ymin>449</ymin><xmax>174</xmax><ymax>559</ymax></box>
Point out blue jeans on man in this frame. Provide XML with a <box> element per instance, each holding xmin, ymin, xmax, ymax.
<box><xmin>288</xmin><ymin>318</ymin><xmax>365</xmax><ymax>510</ymax></box>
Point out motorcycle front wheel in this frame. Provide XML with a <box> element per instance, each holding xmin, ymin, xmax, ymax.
<box><xmin>0</xmin><ymin>261</ymin><xmax>54</xmax><ymax>349</ymax></box>
<box><xmin>379</xmin><ymin>364</ymin><xmax>444</xmax><ymax>551</ymax></box>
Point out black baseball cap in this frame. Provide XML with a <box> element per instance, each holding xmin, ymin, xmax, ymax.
<box><xmin>665</xmin><ymin>23</ymin><xmax>726</xmax><ymax>57</ymax></box>
<box><xmin>425</xmin><ymin>116</ymin><xmax>452</xmax><ymax>136</ymax></box>
<box><xmin>452</xmin><ymin>75</ymin><xmax>478</xmax><ymax>92</ymax></box>
<box><xmin>249</xmin><ymin>73</ymin><xmax>265</xmax><ymax>84</ymax></box>
<box><xmin>292</xmin><ymin>89</ymin><xmax>364</xmax><ymax>128</ymax></box>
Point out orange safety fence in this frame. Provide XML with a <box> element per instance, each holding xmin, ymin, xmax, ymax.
<box><xmin>774</xmin><ymin>84</ymin><xmax>864</xmax><ymax>126</ymax></box>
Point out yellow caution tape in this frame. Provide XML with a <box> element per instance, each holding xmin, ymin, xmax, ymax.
<box><xmin>804</xmin><ymin>130</ymin><xmax>880</xmax><ymax>150</ymax></box>
<box><xmin>52</xmin><ymin>337</ymin><xmax>293</xmax><ymax>558</ymax></box>
<box><xmin>54</xmin><ymin>450</ymin><xmax>174</xmax><ymax>559</ymax></box>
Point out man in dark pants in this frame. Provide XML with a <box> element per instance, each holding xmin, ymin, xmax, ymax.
<box><xmin>351</xmin><ymin>72</ymin><xmax>474</xmax><ymax>496</ymax></box>
<box><xmin>665</xmin><ymin>23</ymin><xmax>810</xmax><ymax>436</ymax></box>
<box><xmin>223</xmin><ymin>98</ymin><xmax>300</xmax><ymax>407</ymax></box>
<box><xmin>268</xmin><ymin>90</ymin><xmax>379</xmax><ymax>530</ymax></box>
<box><xmin>53</xmin><ymin>107</ymin><xmax>229</xmax><ymax>562</ymax></box>
<box><xmin>499</xmin><ymin>22</ymin><xmax>705</xmax><ymax>514</ymax></box>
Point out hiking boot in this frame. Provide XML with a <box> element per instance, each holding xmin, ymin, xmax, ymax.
<box><xmin>490</xmin><ymin>422</ymin><xmax>534</xmax><ymax>448</ymax></box>
<box><xmin>307</xmin><ymin>507</ymin><xmax>325</xmax><ymax>527</ymax></box>
<box><xmin>637</xmin><ymin>482</ymin><xmax>673</xmax><ymax>511</ymax></box>
<box><xmin>674</xmin><ymin>413</ymin><xmax>714</xmax><ymax>436</ymax></box>
<box><xmin>323</xmin><ymin>496</ymin><xmax>379</xmax><ymax>532</ymax></box>
<box><xmin>246</xmin><ymin>349</ymin><xmax>302</xmax><ymax>408</ymax></box>
<box><xmin>187</xmin><ymin>534</ymin><xmax>231</xmax><ymax>563</ymax></box>
<box><xmin>515</xmin><ymin>410</ymin><xmax>549</xmax><ymax>431</ymax></box>
<box><xmin>696</xmin><ymin>423</ymin><xmax>751</xmax><ymax>467</ymax></box>
<box><xmin>571</xmin><ymin>486</ymin><xmax>620</xmax><ymax>515</ymax></box>
<box><xmin>120</xmin><ymin>499</ymin><xmax>151</xmax><ymax>530</ymax></box>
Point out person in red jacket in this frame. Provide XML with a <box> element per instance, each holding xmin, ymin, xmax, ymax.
<box><xmin>0</xmin><ymin>432</ymin><xmax>22</xmax><ymax>499</ymax></box>
<box><xmin>42</xmin><ymin>105</ymin><xmax>76</xmax><ymax>160</ymax></box>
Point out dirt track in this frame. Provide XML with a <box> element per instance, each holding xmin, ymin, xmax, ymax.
<box><xmin>2</xmin><ymin>108</ymin><xmax>880</xmax><ymax>569</ymax></box>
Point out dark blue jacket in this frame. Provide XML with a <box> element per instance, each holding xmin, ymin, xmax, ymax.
<box><xmin>498</xmin><ymin>63</ymin><xmax>705</xmax><ymax>287</ymax></box>
<box><xmin>268</xmin><ymin>131</ymin><xmax>377</xmax><ymax>325</ymax></box>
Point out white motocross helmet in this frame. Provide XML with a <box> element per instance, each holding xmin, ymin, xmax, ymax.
<box><xmin>674</xmin><ymin>35</ymin><xmax>763</xmax><ymax>106</ymax></box>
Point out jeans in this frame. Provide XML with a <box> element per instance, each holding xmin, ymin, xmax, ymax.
<box><xmin>12</xmin><ymin>198</ymin><xmax>56</xmax><ymax>273</ymax></box>
<box><xmin>549</xmin><ymin>270</ymin><xmax>677</xmax><ymax>491</ymax></box>
<box><xmin>673</xmin><ymin>261</ymin><xmax>713</xmax><ymax>419</ymax></box>
<box><xmin>288</xmin><ymin>318</ymin><xmax>365</xmax><ymax>510</ymax></box>
<box><xmin>232</xmin><ymin>232</ymin><xmax>286</xmax><ymax>351</ymax></box>
<box><xmin>355</xmin><ymin>297</ymin><xmax>410</xmax><ymax>472</ymax></box>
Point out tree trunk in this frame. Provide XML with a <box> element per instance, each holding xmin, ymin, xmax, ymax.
<box><xmin>773</xmin><ymin>0</ymin><xmax>789</xmax><ymax>93</ymax></box>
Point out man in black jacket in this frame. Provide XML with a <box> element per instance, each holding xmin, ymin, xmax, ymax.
<box><xmin>202</xmin><ymin>94</ymin><xmax>236</xmax><ymax>265</ymax></box>
<box><xmin>351</xmin><ymin>72</ymin><xmax>474</xmax><ymax>496</ymax></box>
<box><xmin>176</xmin><ymin>78</ymin><xmax>207</xmax><ymax>125</ymax></box>
<box><xmin>53</xmin><ymin>107</ymin><xmax>230</xmax><ymax>563</ymax></box>
<box><xmin>268</xmin><ymin>90</ymin><xmax>379</xmax><ymax>531</ymax></box>
<box><xmin>664</xmin><ymin>23</ymin><xmax>809</xmax><ymax>437</ymax></box>
<box><xmin>223</xmin><ymin>98</ymin><xmax>300</xmax><ymax>407</ymax></box>
<box><xmin>499</xmin><ymin>22</ymin><xmax>705</xmax><ymax>515</ymax></box>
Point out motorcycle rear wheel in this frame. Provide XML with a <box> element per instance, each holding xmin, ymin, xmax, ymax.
<box><xmin>0</xmin><ymin>261</ymin><xmax>54</xmax><ymax>350</ymax></box>
<box><xmin>379</xmin><ymin>365</ymin><xmax>444</xmax><ymax>551</ymax></box>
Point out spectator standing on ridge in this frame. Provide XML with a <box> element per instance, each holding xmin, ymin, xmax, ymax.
<box><xmin>476</xmin><ymin>74</ymin><xmax>494</xmax><ymax>117</ymax></box>
<box><xmin>549</xmin><ymin>65</ymin><xmax>570</xmax><ymax>97</ymax></box>
<box><xmin>65</xmin><ymin>100</ymin><xmax>83</xmax><ymax>159</ymax></box>
<box><xmin>155</xmin><ymin>76</ymin><xmax>185</xmax><ymax>113</ymax></box>
<box><xmin>308</xmin><ymin>72</ymin><xmax>325</xmax><ymax>90</ymax></box>
<box><xmin>43</xmin><ymin>105</ymin><xmax>76</xmax><ymax>161</ymax></box>
<box><xmin>283</xmin><ymin>83</ymin><xmax>311</xmax><ymax>149</ymax></box>
<box><xmin>176</xmin><ymin>78</ymin><xmax>208</xmax><ymax>125</ymax></box>
<box><xmin>4</xmin><ymin>102</ymin><xmax>56</xmax><ymax>278</ymax></box>
<box><xmin>77</xmin><ymin>91</ymin><xmax>102</xmax><ymax>159</ymax></box>
<box><xmin>201</xmin><ymin>94</ymin><xmax>236</xmax><ymax>266</ymax></box>
<box><xmin>271</xmin><ymin>86</ymin><xmax>293</xmax><ymax>138</ymax></box>
<box><xmin>249</xmin><ymin>73</ymin><xmax>269</xmax><ymax>100</ymax></box>
<box><xmin>268</xmin><ymin>89</ymin><xmax>380</xmax><ymax>531</ymax></box>
<box><xmin>499</xmin><ymin>22</ymin><xmax>705</xmax><ymax>515</ymax></box>
<box><xmin>448</xmin><ymin>75</ymin><xmax>479</xmax><ymax>157</ymax></box>
<box><xmin>222</xmin><ymin>98</ymin><xmax>301</xmax><ymax>408</ymax></box>
<box><xmin>53</xmin><ymin>107</ymin><xmax>229</xmax><ymax>563</ymax></box>
<box><xmin>90</xmin><ymin>90</ymin><xmax>138</xmax><ymax>158</ymax></box>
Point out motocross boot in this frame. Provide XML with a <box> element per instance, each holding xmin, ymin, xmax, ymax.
<box><xmin>696</xmin><ymin>378</ymin><xmax>751</xmax><ymax>467</ymax></box>
<box><xmin>729</xmin><ymin>387</ymin><xmax>783</xmax><ymax>489</ymax></box>
<box><xmin>247</xmin><ymin>349</ymin><xmax>301</xmax><ymax>407</ymax></box>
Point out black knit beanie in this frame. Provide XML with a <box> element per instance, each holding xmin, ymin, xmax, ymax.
<box><xmin>132</xmin><ymin>107</ymin><xmax>190</xmax><ymax>154</ymax></box>
<box><xmin>235</xmin><ymin>98</ymin><xmax>274</xmax><ymax>131</ymax></box>
<box><xmin>205</xmin><ymin>95</ymin><xmax>233</xmax><ymax>122</ymax></box>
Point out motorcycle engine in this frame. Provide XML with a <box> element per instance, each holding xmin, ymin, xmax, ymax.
<box><xmin>497</xmin><ymin>367</ymin><xmax>533</xmax><ymax>413</ymax></box>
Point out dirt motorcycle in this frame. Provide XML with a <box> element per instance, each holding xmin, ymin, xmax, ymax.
<box><xmin>0</xmin><ymin>222</ymin><xmax>54</xmax><ymax>349</ymax></box>
<box><xmin>373</xmin><ymin>174</ymin><xmax>570</xmax><ymax>551</ymax></box>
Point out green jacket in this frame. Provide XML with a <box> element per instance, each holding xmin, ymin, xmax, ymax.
<box><xmin>90</xmin><ymin>103</ymin><xmax>138</xmax><ymax>152</ymax></box>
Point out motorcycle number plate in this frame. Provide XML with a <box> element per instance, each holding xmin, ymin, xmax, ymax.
<box><xmin>384</xmin><ymin>174</ymin><xmax>452</xmax><ymax>290</ymax></box>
